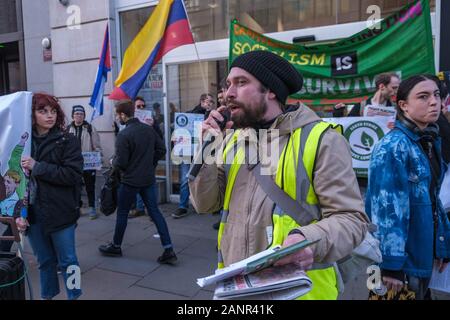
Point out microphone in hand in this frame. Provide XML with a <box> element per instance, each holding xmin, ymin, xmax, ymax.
<box><xmin>187</xmin><ymin>108</ymin><xmax>232</xmax><ymax>181</ymax></box>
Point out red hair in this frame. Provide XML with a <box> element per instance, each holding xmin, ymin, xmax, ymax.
<box><xmin>32</xmin><ymin>93</ymin><xmax>66</xmax><ymax>131</ymax></box>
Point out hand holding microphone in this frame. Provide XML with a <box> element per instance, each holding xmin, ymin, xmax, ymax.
<box><xmin>187</xmin><ymin>107</ymin><xmax>233</xmax><ymax>181</ymax></box>
<box><xmin>201</xmin><ymin>106</ymin><xmax>233</xmax><ymax>138</ymax></box>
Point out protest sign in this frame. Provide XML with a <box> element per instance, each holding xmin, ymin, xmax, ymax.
<box><xmin>230</xmin><ymin>0</ymin><xmax>434</xmax><ymax>106</ymax></box>
<box><xmin>0</xmin><ymin>92</ymin><xmax>32</xmax><ymax>218</ymax></box>
<box><xmin>324</xmin><ymin>117</ymin><xmax>391</xmax><ymax>177</ymax></box>
<box><xmin>172</xmin><ymin>113</ymin><xmax>204</xmax><ymax>158</ymax></box>
<box><xmin>82</xmin><ymin>152</ymin><xmax>102</xmax><ymax>171</ymax></box>
<box><xmin>135</xmin><ymin>109</ymin><xmax>153</xmax><ymax>126</ymax></box>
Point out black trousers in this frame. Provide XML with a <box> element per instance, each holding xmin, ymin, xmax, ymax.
<box><xmin>83</xmin><ymin>170</ymin><xmax>96</xmax><ymax>208</ymax></box>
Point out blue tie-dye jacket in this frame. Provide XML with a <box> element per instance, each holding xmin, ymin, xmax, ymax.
<box><xmin>366</xmin><ymin>120</ymin><xmax>450</xmax><ymax>278</ymax></box>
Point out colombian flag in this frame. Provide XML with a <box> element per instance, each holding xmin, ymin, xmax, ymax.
<box><xmin>110</xmin><ymin>0</ymin><xmax>194</xmax><ymax>100</ymax></box>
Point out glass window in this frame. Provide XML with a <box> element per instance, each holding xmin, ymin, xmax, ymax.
<box><xmin>167</xmin><ymin>60</ymin><xmax>228</xmax><ymax>194</ymax></box>
<box><xmin>0</xmin><ymin>0</ymin><xmax>18</xmax><ymax>34</ymax></box>
<box><xmin>184</xmin><ymin>0</ymin><xmax>436</xmax><ymax>42</ymax></box>
<box><xmin>7</xmin><ymin>61</ymin><xmax>20</xmax><ymax>93</ymax></box>
<box><xmin>0</xmin><ymin>41</ymin><xmax>20</xmax><ymax>95</ymax></box>
<box><xmin>339</xmin><ymin>0</ymin><xmax>436</xmax><ymax>24</ymax></box>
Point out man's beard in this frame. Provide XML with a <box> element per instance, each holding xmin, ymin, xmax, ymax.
<box><xmin>230</xmin><ymin>98</ymin><xmax>268</xmax><ymax>129</ymax></box>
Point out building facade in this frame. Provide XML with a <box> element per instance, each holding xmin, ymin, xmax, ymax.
<box><xmin>3</xmin><ymin>0</ymin><xmax>447</xmax><ymax>203</ymax></box>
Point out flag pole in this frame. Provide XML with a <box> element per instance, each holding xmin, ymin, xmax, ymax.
<box><xmin>181</xmin><ymin>0</ymin><xmax>209</xmax><ymax>94</ymax></box>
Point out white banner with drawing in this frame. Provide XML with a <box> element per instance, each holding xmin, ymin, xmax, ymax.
<box><xmin>0</xmin><ymin>92</ymin><xmax>32</xmax><ymax>218</ymax></box>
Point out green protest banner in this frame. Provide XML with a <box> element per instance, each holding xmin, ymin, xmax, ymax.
<box><xmin>229</xmin><ymin>0</ymin><xmax>434</xmax><ymax>106</ymax></box>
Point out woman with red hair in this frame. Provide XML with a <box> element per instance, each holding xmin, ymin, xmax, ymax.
<box><xmin>18</xmin><ymin>93</ymin><xmax>83</xmax><ymax>300</ymax></box>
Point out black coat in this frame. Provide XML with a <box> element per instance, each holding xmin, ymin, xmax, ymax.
<box><xmin>113</xmin><ymin>118</ymin><xmax>166</xmax><ymax>187</ymax></box>
<box><xmin>190</xmin><ymin>104</ymin><xmax>210</xmax><ymax>118</ymax></box>
<box><xmin>29</xmin><ymin>129</ymin><xmax>83</xmax><ymax>235</ymax></box>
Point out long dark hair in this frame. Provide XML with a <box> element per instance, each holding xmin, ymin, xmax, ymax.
<box><xmin>32</xmin><ymin>93</ymin><xmax>66</xmax><ymax>131</ymax></box>
<box><xmin>396</xmin><ymin>74</ymin><xmax>441</xmax><ymax>118</ymax></box>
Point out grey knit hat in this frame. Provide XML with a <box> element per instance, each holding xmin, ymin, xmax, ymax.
<box><xmin>231</xmin><ymin>51</ymin><xmax>304</xmax><ymax>104</ymax></box>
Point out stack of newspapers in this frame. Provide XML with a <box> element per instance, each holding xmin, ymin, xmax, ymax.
<box><xmin>197</xmin><ymin>240</ymin><xmax>318</xmax><ymax>300</ymax></box>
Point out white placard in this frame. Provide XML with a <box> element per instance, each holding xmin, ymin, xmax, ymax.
<box><xmin>429</xmin><ymin>262</ymin><xmax>450</xmax><ymax>293</ymax></box>
<box><xmin>135</xmin><ymin>109</ymin><xmax>153</xmax><ymax>126</ymax></box>
<box><xmin>172</xmin><ymin>113</ymin><xmax>205</xmax><ymax>157</ymax></box>
<box><xmin>82</xmin><ymin>152</ymin><xmax>102</xmax><ymax>171</ymax></box>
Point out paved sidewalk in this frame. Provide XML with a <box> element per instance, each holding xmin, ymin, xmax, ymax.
<box><xmin>11</xmin><ymin>203</ymin><xmax>219</xmax><ymax>300</ymax></box>
<box><xmin>1</xmin><ymin>180</ymin><xmax>369</xmax><ymax>300</ymax></box>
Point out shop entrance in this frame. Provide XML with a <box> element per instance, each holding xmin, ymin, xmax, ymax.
<box><xmin>0</xmin><ymin>41</ymin><xmax>20</xmax><ymax>95</ymax></box>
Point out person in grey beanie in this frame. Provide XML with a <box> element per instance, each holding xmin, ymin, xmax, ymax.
<box><xmin>189</xmin><ymin>50</ymin><xmax>369</xmax><ymax>300</ymax></box>
<box><xmin>67</xmin><ymin>105</ymin><xmax>103</xmax><ymax>219</ymax></box>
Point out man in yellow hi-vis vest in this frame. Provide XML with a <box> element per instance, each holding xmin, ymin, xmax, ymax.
<box><xmin>189</xmin><ymin>51</ymin><xmax>369</xmax><ymax>300</ymax></box>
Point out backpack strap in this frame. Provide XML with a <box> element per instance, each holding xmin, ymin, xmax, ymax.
<box><xmin>249</xmin><ymin>122</ymin><xmax>323</xmax><ymax>227</ymax></box>
<box><xmin>85</xmin><ymin>122</ymin><xmax>93</xmax><ymax>137</ymax></box>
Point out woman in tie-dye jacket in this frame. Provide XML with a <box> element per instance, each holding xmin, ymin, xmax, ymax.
<box><xmin>366</xmin><ymin>74</ymin><xmax>450</xmax><ymax>300</ymax></box>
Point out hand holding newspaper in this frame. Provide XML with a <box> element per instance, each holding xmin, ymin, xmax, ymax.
<box><xmin>197</xmin><ymin>239</ymin><xmax>319</xmax><ymax>300</ymax></box>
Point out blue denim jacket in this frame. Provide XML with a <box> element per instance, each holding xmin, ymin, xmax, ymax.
<box><xmin>366</xmin><ymin>120</ymin><xmax>450</xmax><ymax>278</ymax></box>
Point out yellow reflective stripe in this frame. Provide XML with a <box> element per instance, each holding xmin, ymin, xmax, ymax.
<box><xmin>222</xmin><ymin>130</ymin><xmax>241</xmax><ymax>161</ymax></box>
<box><xmin>217</xmin><ymin>249</ymin><xmax>225</xmax><ymax>269</ymax></box>
<box><xmin>217</xmin><ymin>210</ymin><xmax>229</xmax><ymax>252</ymax></box>
<box><xmin>324</xmin><ymin>121</ymin><xmax>343</xmax><ymax>135</ymax></box>
<box><xmin>219</xmin><ymin>131</ymin><xmax>243</xmax><ymax>267</ymax></box>
<box><xmin>303</xmin><ymin>122</ymin><xmax>335</xmax><ymax>204</ymax></box>
<box><xmin>271</xmin><ymin>213</ymin><xmax>300</xmax><ymax>248</ymax></box>
<box><xmin>223</xmin><ymin>148</ymin><xmax>244</xmax><ymax>211</ymax></box>
<box><xmin>334</xmin><ymin>124</ymin><xmax>343</xmax><ymax>135</ymax></box>
<box><xmin>275</xmin><ymin>130</ymin><xmax>301</xmax><ymax>200</ymax></box>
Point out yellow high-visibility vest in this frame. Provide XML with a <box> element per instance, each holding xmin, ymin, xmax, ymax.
<box><xmin>218</xmin><ymin>121</ymin><xmax>343</xmax><ymax>300</ymax></box>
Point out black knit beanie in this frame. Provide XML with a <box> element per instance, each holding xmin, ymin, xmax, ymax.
<box><xmin>231</xmin><ymin>51</ymin><xmax>304</xmax><ymax>104</ymax></box>
<box><xmin>72</xmin><ymin>105</ymin><xmax>85</xmax><ymax>117</ymax></box>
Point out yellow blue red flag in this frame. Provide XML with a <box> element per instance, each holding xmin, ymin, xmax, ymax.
<box><xmin>110</xmin><ymin>0</ymin><xmax>194</xmax><ymax>100</ymax></box>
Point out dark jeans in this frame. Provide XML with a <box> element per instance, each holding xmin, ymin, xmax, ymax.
<box><xmin>0</xmin><ymin>224</ymin><xmax>14</xmax><ymax>252</ymax></box>
<box><xmin>83</xmin><ymin>170</ymin><xmax>96</xmax><ymax>208</ymax></box>
<box><xmin>179</xmin><ymin>164</ymin><xmax>190</xmax><ymax>209</ymax></box>
<box><xmin>113</xmin><ymin>183</ymin><xmax>173</xmax><ymax>249</ymax></box>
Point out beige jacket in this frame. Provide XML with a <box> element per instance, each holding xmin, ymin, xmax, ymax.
<box><xmin>189</xmin><ymin>105</ymin><xmax>369</xmax><ymax>267</ymax></box>
<box><xmin>68</xmin><ymin>122</ymin><xmax>102</xmax><ymax>154</ymax></box>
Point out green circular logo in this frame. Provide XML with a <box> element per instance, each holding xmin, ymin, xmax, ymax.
<box><xmin>344</xmin><ymin>121</ymin><xmax>385</xmax><ymax>161</ymax></box>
